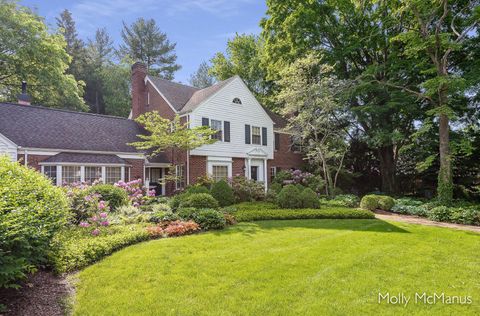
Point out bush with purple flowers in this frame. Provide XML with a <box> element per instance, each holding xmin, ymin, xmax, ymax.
<box><xmin>115</xmin><ymin>179</ymin><xmax>156</xmax><ymax>207</ymax></box>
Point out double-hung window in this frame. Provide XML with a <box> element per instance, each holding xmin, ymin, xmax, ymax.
<box><xmin>62</xmin><ymin>166</ymin><xmax>81</xmax><ymax>184</ymax></box>
<box><xmin>85</xmin><ymin>166</ymin><xmax>102</xmax><ymax>183</ymax></box>
<box><xmin>211</xmin><ymin>119</ymin><xmax>223</xmax><ymax>141</ymax></box>
<box><xmin>212</xmin><ymin>165</ymin><xmax>228</xmax><ymax>182</ymax></box>
<box><xmin>252</xmin><ymin>126</ymin><xmax>261</xmax><ymax>145</ymax></box>
<box><xmin>176</xmin><ymin>165</ymin><xmax>185</xmax><ymax>189</ymax></box>
<box><xmin>105</xmin><ymin>167</ymin><xmax>122</xmax><ymax>184</ymax></box>
<box><xmin>43</xmin><ymin>166</ymin><xmax>57</xmax><ymax>184</ymax></box>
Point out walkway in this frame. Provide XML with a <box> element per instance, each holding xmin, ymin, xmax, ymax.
<box><xmin>374</xmin><ymin>210</ymin><xmax>480</xmax><ymax>233</ymax></box>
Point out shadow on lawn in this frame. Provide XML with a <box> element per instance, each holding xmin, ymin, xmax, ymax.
<box><xmin>214</xmin><ymin>219</ymin><xmax>409</xmax><ymax>237</ymax></box>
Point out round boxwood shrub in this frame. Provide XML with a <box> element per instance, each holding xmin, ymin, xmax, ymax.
<box><xmin>0</xmin><ymin>157</ymin><xmax>69</xmax><ymax>288</ymax></box>
<box><xmin>360</xmin><ymin>195</ymin><xmax>379</xmax><ymax>211</ymax></box>
<box><xmin>149</xmin><ymin>210</ymin><xmax>180</xmax><ymax>223</ymax></box>
<box><xmin>87</xmin><ymin>184</ymin><xmax>129</xmax><ymax>211</ymax></box>
<box><xmin>169</xmin><ymin>192</ymin><xmax>191</xmax><ymax>211</ymax></box>
<box><xmin>277</xmin><ymin>184</ymin><xmax>302</xmax><ymax>209</ymax></box>
<box><xmin>210</xmin><ymin>180</ymin><xmax>235</xmax><ymax>207</ymax></box>
<box><xmin>179</xmin><ymin>193</ymin><xmax>219</xmax><ymax>209</ymax></box>
<box><xmin>300</xmin><ymin>188</ymin><xmax>320</xmax><ymax>209</ymax></box>
<box><xmin>378</xmin><ymin>196</ymin><xmax>395</xmax><ymax>211</ymax></box>
<box><xmin>193</xmin><ymin>209</ymin><xmax>226</xmax><ymax>230</ymax></box>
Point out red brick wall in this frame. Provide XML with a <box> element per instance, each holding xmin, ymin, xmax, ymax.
<box><xmin>144</xmin><ymin>81</ymin><xmax>176</xmax><ymax>120</ymax></box>
<box><xmin>17</xmin><ymin>154</ymin><xmax>50</xmax><ymax>171</ymax></box>
<box><xmin>131</xmin><ymin>63</ymin><xmax>147</xmax><ymax>119</ymax></box>
<box><xmin>124</xmin><ymin>158</ymin><xmax>145</xmax><ymax>181</ymax></box>
<box><xmin>232</xmin><ymin>158</ymin><xmax>245</xmax><ymax>177</ymax></box>
<box><xmin>189</xmin><ymin>155</ymin><xmax>207</xmax><ymax>185</ymax></box>
<box><xmin>269</xmin><ymin>132</ymin><xmax>304</xmax><ymax>183</ymax></box>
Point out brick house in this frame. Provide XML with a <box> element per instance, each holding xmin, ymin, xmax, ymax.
<box><xmin>0</xmin><ymin>63</ymin><xmax>303</xmax><ymax>195</ymax></box>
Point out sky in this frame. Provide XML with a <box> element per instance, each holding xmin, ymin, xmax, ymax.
<box><xmin>19</xmin><ymin>0</ymin><xmax>267</xmax><ymax>84</ymax></box>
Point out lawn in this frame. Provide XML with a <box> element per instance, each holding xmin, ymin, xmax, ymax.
<box><xmin>73</xmin><ymin>219</ymin><xmax>480</xmax><ymax>316</ymax></box>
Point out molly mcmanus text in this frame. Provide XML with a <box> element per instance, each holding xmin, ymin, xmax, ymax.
<box><xmin>378</xmin><ymin>292</ymin><xmax>473</xmax><ymax>307</ymax></box>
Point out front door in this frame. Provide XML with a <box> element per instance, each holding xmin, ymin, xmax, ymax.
<box><xmin>251</xmin><ymin>166</ymin><xmax>258</xmax><ymax>181</ymax></box>
<box><xmin>149</xmin><ymin>168</ymin><xmax>163</xmax><ymax>196</ymax></box>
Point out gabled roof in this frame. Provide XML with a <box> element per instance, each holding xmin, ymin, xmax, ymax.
<box><xmin>148</xmin><ymin>75</ymin><xmax>287</xmax><ymax>128</ymax></box>
<box><xmin>180</xmin><ymin>77</ymin><xmax>237</xmax><ymax>114</ymax></box>
<box><xmin>0</xmin><ymin>102</ymin><xmax>144</xmax><ymax>153</ymax></box>
<box><xmin>147</xmin><ymin>76</ymin><xmax>199</xmax><ymax>111</ymax></box>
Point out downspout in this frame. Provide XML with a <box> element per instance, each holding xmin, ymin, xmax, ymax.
<box><xmin>186</xmin><ymin>114</ymin><xmax>190</xmax><ymax>186</ymax></box>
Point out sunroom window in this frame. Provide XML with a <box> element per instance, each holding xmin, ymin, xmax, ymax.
<box><xmin>85</xmin><ymin>166</ymin><xmax>102</xmax><ymax>183</ymax></box>
<box><xmin>105</xmin><ymin>167</ymin><xmax>122</xmax><ymax>184</ymax></box>
<box><xmin>62</xmin><ymin>166</ymin><xmax>81</xmax><ymax>184</ymax></box>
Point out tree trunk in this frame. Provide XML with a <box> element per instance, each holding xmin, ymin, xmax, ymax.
<box><xmin>378</xmin><ymin>145</ymin><xmax>396</xmax><ymax>194</ymax></box>
<box><xmin>437</xmin><ymin>112</ymin><xmax>453</xmax><ymax>204</ymax></box>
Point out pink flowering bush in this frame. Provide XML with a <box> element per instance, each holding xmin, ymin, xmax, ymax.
<box><xmin>273</xmin><ymin>169</ymin><xmax>325</xmax><ymax>193</ymax></box>
<box><xmin>77</xmin><ymin>193</ymin><xmax>111</xmax><ymax>236</ymax></box>
<box><xmin>115</xmin><ymin>179</ymin><xmax>155</xmax><ymax>207</ymax></box>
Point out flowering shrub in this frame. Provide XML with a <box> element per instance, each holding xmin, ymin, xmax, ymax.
<box><xmin>78</xmin><ymin>195</ymin><xmax>111</xmax><ymax>236</ymax></box>
<box><xmin>273</xmin><ymin>169</ymin><xmax>325</xmax><ymax>193</ymax></box>
<box><xmin>146</xmin><ymin>220</ymin><xmax>200</xmax><ymax>238</ymax></box>
<box><xmin>115</xmin><ymin>179</ymin><xmax>155</xmax><ymax>207</ymax></box>
<box><xmin>231</xmin><ymin>176</ymin><xmax>265</xmax><ymax>202</ymax></box>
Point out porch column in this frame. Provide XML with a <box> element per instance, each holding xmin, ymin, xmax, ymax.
<box><xmin>80</xmin><ymin>166</ymin><xmax>85</xmax><ymax>182</ymax></box>
<box><xmin>120</xmin><ymin>166</ymin><xmax>125</xmax><ymax>181</ymax></box>
<box><xmin>246</xmin><ymin>157</ymin><xmax>251</xmax><ymax>179</ymax></box>
<box><xmin>263</xmin><ymin>158</ymin><xmax>268</xmax><ymax>192</ymax></box>
<box><xmin>56</xmin><ymin>165</ymin><xmax>62</xmax><ymax>186</ymax></box>
<box><xmin>101</xmin><ymin>166</ymin><xmax>106</xmax><ymax>183</ymax></box>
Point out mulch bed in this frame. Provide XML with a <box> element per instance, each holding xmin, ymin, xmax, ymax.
<box><xmin>0</xmin><ymin>271</ymin><xmax>73</xmax><ymax>316</ymax></box>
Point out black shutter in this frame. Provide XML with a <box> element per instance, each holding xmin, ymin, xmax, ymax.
<box><xmin>202</xmin><ymin>117</ymin><xmax>209</xmax><ymax>126</ymax></box>
<box><xmin>275</xmin><ymin>133</ymin><xmax>280</xmax><ymax>150</ymax></box>
<box><xmin>245</xmin><ymin>124</ymin><xmax>251</xmax><ymax>144</ymax></box>
<box><xmin>224</xmin><ymin>121</ymin><xmax>230</xmax><ymax>142</ymax></box>
<box><xmin>262</xmin><ymin>127</ymin><xmax>267</xmax><ymax>146</ymax></box>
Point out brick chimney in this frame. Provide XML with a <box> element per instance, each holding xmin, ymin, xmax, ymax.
<box><xmin>131</xmin><ymin>62</ymin><xmax>147</xmax><ymax>119</ymax></box>
<box><xmin>17</xmin><ymin>81</ymin><xmax>31</xmax><ymax>105</ymax></box>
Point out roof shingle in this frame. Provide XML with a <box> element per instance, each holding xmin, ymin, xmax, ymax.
<box><xmin>0</xmin><ymin>103</ymin><xmax>144</xmax><ymax>153</ymax></box>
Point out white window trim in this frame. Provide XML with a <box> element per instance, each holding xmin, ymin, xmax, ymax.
<box><xmin>207</xmin><ymin>159</ymin><xmax>232</xmax><ymax>180</ymax></box>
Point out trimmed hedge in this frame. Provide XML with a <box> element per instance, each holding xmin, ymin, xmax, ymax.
<box><xmin>0</xmin><ymin>157</ymin><xmax>69</xmax><ymax>288</ymax></box>
<box><xmin>234</xmin><ymin>207</ymin><xmax>374</xmax><ymax>222</ymax></box>
<box><xmin>300</xmin><ymin>188</ymin><xmax>320</xmax><ymax>208</ymax></box>
<box><xmin>49</xmin><ymin>224</ymin><xmax>149</xmax><ymax>274</ymax></box>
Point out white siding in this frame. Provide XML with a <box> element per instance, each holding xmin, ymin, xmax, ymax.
<box><xmin>0</xmin><ymin>133</ymin><xmax>17</xmax><ymax>161</ymax></box>
<box><xmin>190</xmin><ymin>78</ymin><xmax>274</xmax><ymax>159</ymax></box>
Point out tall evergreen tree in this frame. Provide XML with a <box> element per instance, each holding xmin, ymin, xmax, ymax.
<box><xmin>118</xmin><ymin>18</ymin><xmax>180</xmax><ymax>79</ymax></box>
<box><xmin>56</xmin><ymin>9</ymin><xmax>87</xmax><ymax>81</ymax></box>
<box><xmin>189</xmin><ymin>61</ymin><xmax>215</xmax><ymax>88</ymax></box>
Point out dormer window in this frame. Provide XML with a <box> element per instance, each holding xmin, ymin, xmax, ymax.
<box><xmin>232</xmin><ymin>97</ymin><xmax>242</xmax><ymax>104</ymax></box>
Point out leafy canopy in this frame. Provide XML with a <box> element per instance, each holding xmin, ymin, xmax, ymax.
<box><xmin>0</xmin><ymin>1</ymin><xmax>86</xmax><ymax>110</ymax></box>
<box><xmin>130</xmin><ymin>112</ymin><xmax>218</xmax><ymax>157</ymax></box>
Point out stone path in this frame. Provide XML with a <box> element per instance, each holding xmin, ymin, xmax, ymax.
<box><xmin>374</xmin><ymin>210</ymin><xmax>480</xmax><ymax>233</ymax></box>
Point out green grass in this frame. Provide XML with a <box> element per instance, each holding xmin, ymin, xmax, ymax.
<box><xmin>232</xmin><ymin>202</ymin><xmax>374</xmax><ymax>221</ymax></box>
<box><xmin>73</xmin><ymin>219</ymin><xmax>480</xmax><ymax>315</ymax></box>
